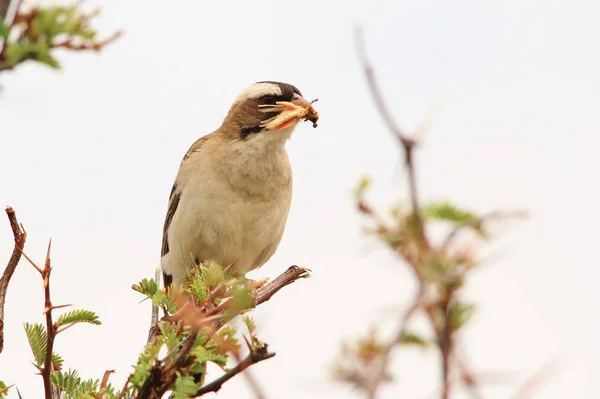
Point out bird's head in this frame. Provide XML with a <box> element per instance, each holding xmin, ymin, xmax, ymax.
<box><xmin>222</xmin><ymin>81</ymin><xmax>319</xmax><ymax>141</ymax></box>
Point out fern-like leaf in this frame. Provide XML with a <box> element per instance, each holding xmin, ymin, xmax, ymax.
<box><xmin>56</xmin><ymin>309</ymin><xmax>101</xmax><ymax>327</ymax></box>
<box><xmin>24</xmin><ymin>323</ymin><xmax>47</xmax><ymax>367</ymax></box>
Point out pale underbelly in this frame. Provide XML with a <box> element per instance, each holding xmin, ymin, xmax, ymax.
<box><xmin>168</xmin><ymin>195</ymin><xmax>289</xmax><ymax>282</ymax></box>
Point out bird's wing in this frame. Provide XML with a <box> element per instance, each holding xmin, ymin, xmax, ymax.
<box><xmin>161</xmin><ymin>135</ymin><xmax>210</xmax><ymax>288</ymax></box>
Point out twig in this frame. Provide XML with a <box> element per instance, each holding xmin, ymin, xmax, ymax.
<box><xmin>99</xmin><ymin>369</ymin><xmax>115</xmax><ymax>398</ymax></box>
<box><xmin>232</xmin><ymin>337</ymin><xmax>269</xmax><ymax>399</ymax></box>
<box><xmin>195</xmin><ymin>344</ymin><xmax>275</xmax><ymax>396</ymax></box>
<box><xmin>0</xmin><ymin>206</ymin><xmax>27</xmax><ymax>354</ymax></box>
<box><xmin>255</xmin><ymin>265</ymin><xmax>311</xmax><ymax>305</ymax></box>
<box><xmin>147</xmin><ymin>268</ymin><xmax>160</xmax><ymax>343</ymax></box>
<box><xmin>354</xmin><ymin>26</ymin><xmax>429</xmax><ymax>250</ymax></box>
<box><xmin>41</xmin><ymin>239</ymin><xmax>58</xmax><ymax>399</ymax></box>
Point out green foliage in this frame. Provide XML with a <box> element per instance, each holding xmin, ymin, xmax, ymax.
<box><xmin>24</xmin><ymin>322</ymin><xmax>63</xmax><ymax>370</ymax></box>
<box><xmin>132</xmin><ymin>277</ymin><xmax>177</xmax><ymax>314</ymax></box>
<box><xmin>125</xmin><ymin>260</ymin><xmax>266</xmax><ymax>396</ymax></box>
<box><xmin>51</xmin><ymin>369</ymin><xmax>116</xmax><ymax>398</ymax></box>
<box><xmin>0</xmin><ymin>381</ymin><xmax>11</xmax><ymax>399</ymax></box>
<box><xmin>56</xmin><ymin>309</ymin><xmax>101</xmax><ymax>328</ymax></box>
<box><xmin>398</xmin><ymin>331</ymin><xmax>430</xmax><ymax>348</ymax></box>
<box><xmin>423</xmin><ymin>201</ymin><xmax>478</xmax><ymax>225</ymax></box>
<box><xmin>0</xmin><ymin>3</ymin><xmax>118</xmax><ymax>72</ymax></box>
<box><xmin>447</xmin><ymin>302</ymin><xmax>476</xmax><ymax>331</ymax></box>
<box><xmin>172</xmin><ymin>373</ymin><xmax>201</xmax><ymax>399</ymax></box>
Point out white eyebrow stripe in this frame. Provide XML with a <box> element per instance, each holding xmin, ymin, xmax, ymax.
<box><xmin>234</xmin><ymin>82</ymin><xmax>282</xmax><ymax>103</ymax></box>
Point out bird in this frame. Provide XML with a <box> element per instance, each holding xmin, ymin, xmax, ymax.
<box><xmin>160</xmin><ymin>81</ymin><xmax>319</xmax><ymax>288</ymax></box>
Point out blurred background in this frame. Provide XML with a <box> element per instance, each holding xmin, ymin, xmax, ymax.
<box><xmin>1</xmin><ymin>0</ymin><xmax>599</xmax><ymax>397</ymax></box>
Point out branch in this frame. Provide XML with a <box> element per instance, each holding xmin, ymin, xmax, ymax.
<box><xmin>354</xmin><ymin>26</ymin><xmax>429</xmax><ymax>250</ymax></box>
<box><xmin>41</xmin><ymin>240</ymin><xmax>57</xmax><ymax>399</ymax></box>
<box><xmin>255</xmin><ymin>265</ymin><xmax>311</xmax><ymax>306</ymax></box>
<box><xmin>195</xmin><ymin>343</ymin><xmax>275</xmax><ymax>396</ymax></box>
<box><xmin>21</xmin><ymin>240</ymin><xmax>58</xmax><ymax>399</ymax></box>
<box><xmin>139</xmin><ymin>265</ymin><xmax>308</xmax><ymax>397</ymax></box>
<box><xmin>0</xmin><ymin>206</ymin><xmax>27</xmax><ymax>354</ymax></box>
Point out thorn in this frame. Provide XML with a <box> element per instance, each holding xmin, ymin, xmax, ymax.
<box><xmin>20</xmin><ymin>250</ymin><xmax>43</xmax><ymax>275</ymax></box>
<box><xmin>45</xmin><ymin>238</ymin><xmax>52</xmax><ymax>267</ymax></box>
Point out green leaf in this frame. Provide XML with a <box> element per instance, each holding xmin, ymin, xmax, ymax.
<box><xmin>51</xmin><ymin>369</ymin><xmax>81</xmax><ymax>393</ymax></box>
<box><xmin>52</xmin><ymin>352</ymin><xmax>64</xmax><ymax>371</ymax></box>
<box><xmin>130</xmin><ymin>340</ymin><xmax>161</xmax><ymax>388</ymax></box>
<box><xmin>57</xmin><ymin>309</ymin><xmax>101</xmax><ymax>327</ymax></box>
<box><xmin>185</xmin><ymin>272</ymin><xmax>208</xmax><ymax>303</ymax></box>
<box><xmin>172</xmin><ymin>373</ymin><xmax>200</xmax><ymax>399</ymax></box>
<box><xmin>24</xmin><ymin>322</ymin><xmax>47</xmax><ymax>367</ymax></box>
<box><xmin>0</xmin><ymin>381</ymin><xmax>12</xmax><ymax>399</ymax></box>
<box><xmin>398</xmin><ymin>331</ymin><xmax>430</xmax><ymax>348</ymax></box>
<box><xmin>191</xmin><ymin>346</ymin><xmax>227</xmax><ymax>368</ymax></box>
<box><xmin>423</xmin><ymin>201</ymin><xmax>478</xmax><ymax>225</ymax></box>
<box><xmin>243</xmin><ymin>315</ymin><xmax>256</xmax><ymax>336</ymax></box>
<box><xmin>448</xmin><ymin>302</ymin><xmax>476</xmax><ymax>331</ymax></box>
<box><xmin>24</xmin><ymin>323</ymin><xmax>63</xmax><ymax>370</ymax></box>
<box><xmin>132</xmin><ymin>278</ymin><xmax>159</xmax><ymax>297</ymax></box>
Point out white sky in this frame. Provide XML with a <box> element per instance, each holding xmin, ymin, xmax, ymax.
<box><xmin>1</xmin><ymin>0</ymin><xmax>599</xmax><ymax>397</ymax></box>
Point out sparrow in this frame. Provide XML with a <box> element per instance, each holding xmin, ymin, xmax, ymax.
<box><xmin>160</xmin><ymin>81</ymin><xmax>319</xmax><ymax>288</ymax></box>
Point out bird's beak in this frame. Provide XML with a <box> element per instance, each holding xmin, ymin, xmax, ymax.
<box><xmin>258</xmin><ymin>94</ymin><xmax>320</xmax><ymax>131</ymax></box>
<box><xmin>290</xmin><ymin>94</ymin><xmax>319</xmax><ymax>128</ymax></box>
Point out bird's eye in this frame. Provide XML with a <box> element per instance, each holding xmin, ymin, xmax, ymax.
<box><xmin>261</xmin><ymin>96</ymin><xmax>276</xmax><ymax>105</ymax></box>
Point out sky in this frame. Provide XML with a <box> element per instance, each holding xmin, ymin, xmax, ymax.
<box><xmin>1</xmin><ymin>0</ymin><xmax>599</xmax><ymax>398</ymax></box>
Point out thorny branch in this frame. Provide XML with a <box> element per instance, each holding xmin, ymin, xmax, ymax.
<box><xmin>352</xmin><ymin>27</ymin><xmax>483</xmax><ymax>399</ymax></box>
<box><xmin>22</xmin><ymin>239</ymin><xmax>59</xmax><ymax>399</ymax></box>
<box><xmin>354</xmin><ymin>26</ymin><xmax>429</xmax><ymax>251</ymax></box>
<box><xmin>139</xmin><ymin>265</ymin><xmax>310</xmax><ymax>398</ymax></box>
<box><xmin>0</xmin><ymin>206</ymin><xmax>26</xmax><ymax>354</ymax></box>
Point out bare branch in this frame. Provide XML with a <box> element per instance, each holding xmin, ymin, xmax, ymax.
<box><xmin>255</xmin><ymin>265</ymin><xmax>311</xmax><ymax>306</ymax></box>
<box><xmin>354</xmin><ymin>26</ymin><xmax>429</xmax><ymax>251</ymax></box>
<box><xmin>0</xmin><ymin>206</ymin><xmax>27</xmax><ymax>354</ymax></box>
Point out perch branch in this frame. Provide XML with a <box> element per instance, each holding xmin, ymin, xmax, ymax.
<box><xmin>255</xmin><ymin>265</ymin><xmax>310</xmax><ymax>306</ymax></box>
<box><xmin>0</xmin><ymin>206</ymin><xmax>27</xmax><ymax>354</ymax></box>
<box><xmin>139</xmin><ymin>265</ymin><xmax>308</xmax><ymax>397</ymax></box>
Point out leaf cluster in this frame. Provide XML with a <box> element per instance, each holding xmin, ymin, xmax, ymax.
<box><xmin>0</xmin><ymin>3</ymin><xmax>119</xmax><ymax>72</ymax></box>
<box><xmin>124</xmin><ymin>260</ymin><xmax>264</xmax><ymax>398</ymax></box>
